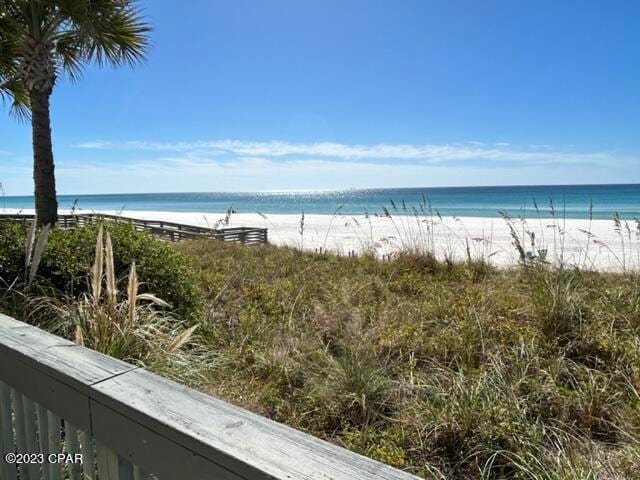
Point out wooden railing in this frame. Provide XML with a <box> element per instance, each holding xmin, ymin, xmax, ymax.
<box><xmin>0</xmin><ymin>213</ymin><xmax>268</xmax><ymax>245</ymax></box>
<box><xmin>0</xmin><ymin>314</ymin><xmax>420</xmax><ymax>480</ymax></box>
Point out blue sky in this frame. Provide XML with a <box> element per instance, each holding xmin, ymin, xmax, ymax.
<box><xmin>1</xmin><ymin>0</ymin><xmax>639</xmax><ymax>195</ymax></box>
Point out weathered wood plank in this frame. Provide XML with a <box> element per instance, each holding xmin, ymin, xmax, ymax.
<box><xmin>47</xmin><ymin>411</ymin><xmax>62</xmax><ymax>480</ymax></box>
<box><xmin>132</xmin><ymin>465</ymin><xmax>142</xmax><ymax>480</ymax></box>
<box><xmin>117</xmin><ymin>456</ymin><xmax>134</xmax><ymax>480</ymax></box>
<box><xmin>80</xmin><ymin>430</ymin><xmax>96</xmax><ymax>480</ymax></box>
<box><xmin>37</xmin><ymin>403</ymin><xmax>52</xmax><ymax>480</ymax></box>
<box><xmin>92</xmin><ymin>369</ymin><xmax>420</xmax><ymax>480</ymax></box>
<box><xmin>65</xmin><ymin>421</ymin><xmax>82</xmax><ymax>480</ymax></box>
<box><xmin>0</xmin><ymin>349</ymin><xmax>94</xmax><ymax>430</ymax></box>
<box><xmin>0</xmin><ymin>381</ymin><xmax>18</xmax><ymax>480</ymax></box>
<box><xmin>90</xmin><ymin>400</ymin><xmax>243</xmax><ymax>480</ymax></box>
<box><xmin>22</xmin><ymin>397</ymin><xmax>38</xmax><ymax>452</ymax></box>
<box><xmin>96</xmin><ymin>442</ymin><xmax>119</xmax><ymax>480</ymax></box>
<box><xmin>0</xmin><ymin>315</ymin><xmax>135</xmax><ymax>427</ymax></box>
<box><xmin>0</xmin><ymin>314</ymin><xmax>28</xmax><ymax>330</ymax></box>
<box><xmin>10</xmin><ymin>392</ymin><xmax>26</xmax><ymax>452</ymax></box>
<box><xmin>11</xmin><ymin>390</ymin><xmax>29</xmax><ymax>480</ymax></box>
<box><xmin>22</xmin><ymin>396</ymin><xmax>41</xmax><ymax>480</ymax></box>
<box><xmin>133</xmin><ymin>465</ymin><xmax>156</xmax><ymax>480</ymax></box>
<box><xmin>0</xmin><ymin>315</ymin><xmax>134</xmax><ymax>384</ymax></box>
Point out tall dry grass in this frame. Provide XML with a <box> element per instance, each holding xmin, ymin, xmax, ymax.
<box><xmin>258</xmin><ymin>199</ymin><xmax>640</xmax><ymax>272</ymax></box>
<box><xmin>25</xmin><ymin>226</ymin><xmax>214</xmax><ymax>387</ymax></box>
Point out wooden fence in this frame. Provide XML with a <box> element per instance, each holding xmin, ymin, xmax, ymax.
<box><xmin>0</xmin><ymin>314</ymin><xmax>420</xmax><ymax>480</ymax></box>
<box><xmin>0</xmin><ymin>213</ymin><xmax>268</xmax><ymax>245</ymax></box>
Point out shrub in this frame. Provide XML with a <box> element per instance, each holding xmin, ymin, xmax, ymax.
<box><xmin>0</xmin><ymin>220</ymin><xmax>27</xmax><ymax>285</ymax></box>
<box><xmin>0</xmin><ymin>219</ymin><xmax>201</xmax><ymax>320</ymax></box>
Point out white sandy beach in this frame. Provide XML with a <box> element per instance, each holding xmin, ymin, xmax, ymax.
<box><xmin>3</xmin><ymin>208</ymin><xmax>639</xmax><ymax>271</ymax></box>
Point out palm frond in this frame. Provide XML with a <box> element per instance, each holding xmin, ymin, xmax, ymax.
<box><xmin>0</xmin><ymin>7</ymin><xmax>30</xmax><ymax>118</ymax></box>
<box><xmin>1</xmin><ymin>0</ymin><xmax>151</xmax><ymax>115</ymax></box>
<box><xmin>56</xmin><ymin>0</ymin><xmax>151</xmax><ymax>68</ymax></box>
<box><xmin>53</xmin><ymin>30</ymin><xmax>85</xmax><ymax>81</ymax></box>
<box><xmin>0</xmin><ymin>78</ymin><xmax>30</xmax><ymax>119</ymax></box>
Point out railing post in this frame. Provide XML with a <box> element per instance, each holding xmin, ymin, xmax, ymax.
<box><xmin>0</xmin><ymin>381</ymin><xmax>18</xmax><ymax>480</ymax></box>
<box><xmin>36</xmin><ymin>403</ymin><xmax>51</xmax><ymax>480</ymax></box>
<box><xmin>80</xmin><ymin>430</ymin><xmax>96</xmax><ymax>480</ymax></box>
<box><xmin>96</xmin><ymin>441</ymin><xmax>119</xmax><ymax>480</ymax></box>
<box><xmin>65</xmin><ymin>421</ymin><xmax>82</xmax><ymax>480</ymax></box>
<box><xmin>22</xmin><ymin>397</ymin><xmax>40</xmax><ymax>480</ymax></box>
<box><xmin>11</xmin><ymin>391</ymin><xmax>28</xmax><ymax>478</ymax></box>
<box><xmin>47</xmin><ymin>411</ymin><xmax>62</xmax><ymax>480</ymax></box>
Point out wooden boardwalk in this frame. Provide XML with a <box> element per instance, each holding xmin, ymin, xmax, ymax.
<box><xmin>0</xmin><ymin>314</ymin><xmax>420</xmax><ymax>480</ymax></box>
<box><xmin>0</xmin><ymin>213</ymin><xmax>268</xmax><ymax>245</ymax></box>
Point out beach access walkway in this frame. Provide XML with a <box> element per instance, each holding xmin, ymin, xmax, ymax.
<box><xmin>0</xmin><ymin>212</ymin><xmax>268</xmax><ymax>245</ymax></box>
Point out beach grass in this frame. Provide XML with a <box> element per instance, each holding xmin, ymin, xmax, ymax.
<box><xmin>1</xmin><ymin>217</ymin><xmax>640</xmax><ymax>478</ymax></box>
<box><xmin>175</xmin><ymin>239</ymin><xmax>640</xmax><ymax>479</ymax></box>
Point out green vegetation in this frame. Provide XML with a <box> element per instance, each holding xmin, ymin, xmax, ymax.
<box><xmin>178</xmin><ymin>241</ymin><xmax>640</xmax><ymax>479</ymax></box>
<box><xmin>1</xmin><ymin>220</ymin><xmax>639</xmax><ymax>479</ymax></box>
<box><xmin>0</xmin><ymin>220</ymin><xmax>201</xmax><ymax>320</ymax></box>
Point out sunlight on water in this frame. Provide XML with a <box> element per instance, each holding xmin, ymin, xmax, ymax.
<box><xmin>2</xmin><ymin>184</ymin><xmax>639</xmax><ymax>219</ymax></box>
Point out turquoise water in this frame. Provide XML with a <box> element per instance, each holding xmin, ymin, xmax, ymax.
<box><xmin>2</xmin><ymin>184</ymin><xmax>639</xmax><ymax>219</ymax></box>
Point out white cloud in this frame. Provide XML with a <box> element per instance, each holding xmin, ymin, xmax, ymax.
<box><xmin>71</xmin><ymin>141</ymin><xmax>114</xmax><ymax>150</ymax></box>
<box><xmin>71</xmin><ymin>139</ymin><xmax>618</xmax><ymax>167</ymax></box>
<box><xmin>43</xmin><ymin>153</ymin><xmax>630</xmax><ymax>196</ymax></box>
<box><xmin>3</xmin><ymin>139</ymin><xmax>635</xmax><ymax>195</ymax></box>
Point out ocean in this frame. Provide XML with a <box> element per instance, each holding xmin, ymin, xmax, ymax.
<box><xmin>2</xmin><ymin>184</ymin><xmax>639</xmax><ymax>219</ymax></box>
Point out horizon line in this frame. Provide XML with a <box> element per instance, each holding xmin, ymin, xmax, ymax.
<box><xmin>1</xmin><ymin>182</ymin><xmax>639</xmax><ymax>199</ymax></box>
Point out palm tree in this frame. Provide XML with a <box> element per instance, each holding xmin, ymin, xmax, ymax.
<box><xmin>0</xmin><ymin>0</ymin><xmax>150</xmax><ymax>226</ymax></box>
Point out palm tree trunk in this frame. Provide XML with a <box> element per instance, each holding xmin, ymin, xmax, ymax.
<box><xmin>30</xmin><ymin>89</ymin><xmax>58</xmax><ymax>227</ymax></box>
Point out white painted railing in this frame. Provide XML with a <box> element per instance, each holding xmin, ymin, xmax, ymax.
<box><xmin>0</xmin><ymin>314</ymin><xmax>419</xmax><ymax>480</ymax></box>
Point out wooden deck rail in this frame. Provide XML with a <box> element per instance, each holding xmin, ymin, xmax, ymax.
<box><xmin>0</xmin><ymin>314</ymin><xmax>420</xmax><ymax>480</ymax></box>
<box><xmin>0</xmin><ymin>213</ymin><xmax>268</xmax><ymax>245</ymax></box>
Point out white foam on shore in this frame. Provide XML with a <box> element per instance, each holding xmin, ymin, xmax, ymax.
<box><xmin>3</xmin><ymin>208</ymin><xmax>639</xmax><ymax>271</ymax></box>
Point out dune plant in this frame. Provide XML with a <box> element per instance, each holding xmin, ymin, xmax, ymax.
<box><xmin>299</xmin><ymin>209</ymin><xmax>305</xmax><ymax>251</ymax></box>
<box><xmin>33</xmin><ymin>227</ymin><xmax>201</xmax><ymax>369</ymax></box>
<box><xmin>207</xmin><ymin>206</ymin><xmax>235</xmax><ymax>230</ymax></box>
<box><xmin>0</xmin><ymin>216</ymin><xmax>49</xmax><ymax>315</ymax></box>
<box><xmin>177</xmin><ymin>237</ymin><xmax>640</xmax><ymax>479</ymax></box>
<box><xmin>380</xmin><ymin>200</ymin><xmax>435</xmax><ymax>255</ymax></box>
<box><xmin>23</xmin><ymin>215</ymin><xmax>50</xmax><ymax>286</ymax></box>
